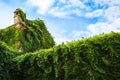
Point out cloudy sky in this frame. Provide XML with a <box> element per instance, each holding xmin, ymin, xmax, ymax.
<box><xmin>0</xmin><ymin>0</ymin><xmax>120</xmax><ymax>44</ymax></box>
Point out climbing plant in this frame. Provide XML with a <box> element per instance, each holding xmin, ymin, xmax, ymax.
<box><xmin>0</xmin><ymin>9</ymin><xmax>55</xmax><ymax>53</ymax></box>
<box><xmin>0</xmin><ymin>41</ymin><xmax>15</xmax><ymax>80</ymax></box>
<box><xmin>12</xmin><ymin>32</ymin><xmax>120</xmax><ymax>80</ymax></box>
<box><xmin>0</xmin><ymin>8</ymin><xmax>120</xmax><ymax>80</ymax></box>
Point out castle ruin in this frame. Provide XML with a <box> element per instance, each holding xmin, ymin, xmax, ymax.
<box><xmin>14</xmin><ymin>9</ymin><xmax>23</xmax><ymax>24</ymax></box>
<box><xmin>13</xmin><ymin>9</ymin><xmax>26</xmax><ymax>29</ymax></box>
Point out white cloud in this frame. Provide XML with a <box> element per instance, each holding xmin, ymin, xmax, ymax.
<box><xmin>85</xmin><ymin>3</ymin><xmax>120</xmax><ymax>23</ymax></box>
<box><xmin>48</xmin><ymin>1</ymin><xmax>85</xmax><ymax>18</ymax></box>
<box><xmin>48</xmin><ymin>7</ymin><xmax>68</xmax><ymax>18</ymax></box>
<box><xmin>87</xmin><ymin>18</ymin><xmax>120</xmax><ymax>35</ymax></box>
<box><xmin>52</xmin><ymin>16</ymin><xmax>120</xmax><ymax>44</ymax></box>
<box><xmin>72</xmin><ymin>31</ymin><xmax>90</xmax><ymax>39</ymax></box>
<box><xmin>85</xmin><ymin>9</ymin><xmax>104</xmax><ymax>18</ymax></box>
<box><xmin>25</xmin><ymin>0</ymin><xmax>120</xmax><ymax>44</ymax></box>
<box><xmin>104</xmin><ymin>6</ymin><xmax>120</xmax><ymax>22</ymax></box>
<box><xmin>93</xmin><ymin>0</ymin><xmax>120</xmax><ymax>6</ymax></box>
<box><xmin>71</xmin><ymin>18</ymin><xmax>120</xmax><ymax>39</ymax></box>
<box><xmin>54</xmin><ymin>37</ymin><xmax>70</xmax><ymax>44</ymax></box>
<box><xmin>46</xmin><ymin>22</ymin><xmax>71</xmax><ymax>44</ymax></box>
<box><xmin>49</xmin><ymin>7</ymin><xmax>83</xmax><ymax>18</ymax></box>
<box><xmin>109</xmin><ymin>18</ymin><xmax>120</xmax><ymax>31</ymax></box>
<box><xmin>72</xmin><ymin>9</ymin><xmax>82</xmax><ymax>16</ymax></box>
<box><xmin>26</xmin><ymin>0</ymin><xmax>88</xmax><ymax>18</ymax></box>
<box><xmin>87</xmin><ymin>22</ymin><xmax>108</xmax><ymax>34</ymax></box>
<box><xmin>53</xmin><ymin>30</ymin><xmax>71</xmax><ymax>44</ymax></box>
<box><xmin>0</xmin><ymin>2</ymin><xmax>13</xmax><ymax>29</ymax></box>
<box><xmin>69</xmin><ymin>0</ymin><xmax>87</xmax><ymax>9</ymax></box>
<box><xmin>60</xmin><ymin>0</ymin><xmax>66</xmax><ymax>3</ymax></box>
<box><xmin>84</xmin><ymin>1</ymin><xmax>120</xmax><ymax>35</ymax></box>
<box><xmin>26</xmin><ymin>0</ymin><xmax>55</xmax><ymax>14</ymax></box>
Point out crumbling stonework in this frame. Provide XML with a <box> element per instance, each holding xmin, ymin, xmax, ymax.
<box><xmin>14</xmin><ymin>9</ymin><xmax>22</xmax><ymax>24</ymax></box>
<box><xmin>13</xmin><ymin>9</ymin><xmax>26</xmax><ymax>29</ymax></box>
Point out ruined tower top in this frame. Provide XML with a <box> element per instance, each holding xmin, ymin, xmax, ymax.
<box><xmin>14</xmin><ymin>9</ymin><xmax>22</xmax><ymax>24</ymax></box>
<box><xmin>13</xmin><ymin>8</ymin><xmax>26</xmax><ymax>24</ymax></box>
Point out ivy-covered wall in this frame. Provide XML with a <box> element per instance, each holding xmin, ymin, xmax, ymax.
<box><xmin>0</xmin><ymin>8</ymin><xmax>120</xmax><ymax>80</ymax></box>
<box><xmin>20</xmin><ymin>19</ymin><xmax>55</xmax><ymax>52</ymax></box>
<box><xmin>12</xmin><ymin>32</ymin><xmax>120</xmax><ymax>80</ymax></box>
<box><xmin>14</xmin><ymin>8</ymin><xmax>26</xmax><ymax>23</ymax></box>
<box><xmin>0</xmin><ymin>8</ymin><xmax>55</xmax><ymax>53</ymax></box>
<box><xmin>0</xmin><ymin>41</ymin><xmax>15</xmax><ymax>80</ymax></box>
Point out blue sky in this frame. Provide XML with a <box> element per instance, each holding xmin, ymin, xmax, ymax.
<box><xmin>0</xmin><ymin>0</ymin><xmax>120</xmax><ymax>44</ymax></box>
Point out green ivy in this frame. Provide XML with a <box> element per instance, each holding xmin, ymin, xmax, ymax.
<box><xmin>0</xmin><ymin>9</ymin><xmax>55</xmax><ymax>53</ymax></box>
<box><xmin>0</xmin><ymin>8</ymin><xmax>120</xmax><ymax>80</ymax></box>
<box><xmin>0</xmin><ymin>41</ymin><xmax>15</xmax><ymax>80</ymax></box>
<box><xmin>12</xmin><ymin>32</ymin><xmax>120</xmax><ymax>80</ymax></box>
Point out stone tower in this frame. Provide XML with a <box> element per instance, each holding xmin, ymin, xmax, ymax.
<box><xmin>14</xmin><ymin>9</ymin><xmax>23</xmax><ymax>24</ymax></box>
<box><xmin>13</xmin><ymin>8</ymin><xmax>26</xmax><ymax>29</ymax></box>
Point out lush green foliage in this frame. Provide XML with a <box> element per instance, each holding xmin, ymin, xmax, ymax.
<box><xmin>12</xmin><ymin>32</ymin><xmax>120</xmax><ymax>80</ymax></box>
<box><xmin>0</xmin><ymin>25</ymin><xmax>22</xmax><ymax>52</ymax></box>
<box><xmin>0</xmin><ymin>41</ymin><xmax>15</xmax><ymax>80</ymax></box>
<box><xmin>0</xmin><ymin>8</ymin><xmax>55</xmax><ymax>79</ymax></box>
<box><xmin>0</xmin><ymin>8</ymin><xmax>120</xmax><ymax>80</ymax></box>
<box><xmin>20</xmin><ymin>19</ymin><xmax>55</xmax><ymax>52</ymax></box>
<box><xmin>0</xmin><ymin>9</ymin><xmax>55</xmax><ymax>53</ymax></box>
